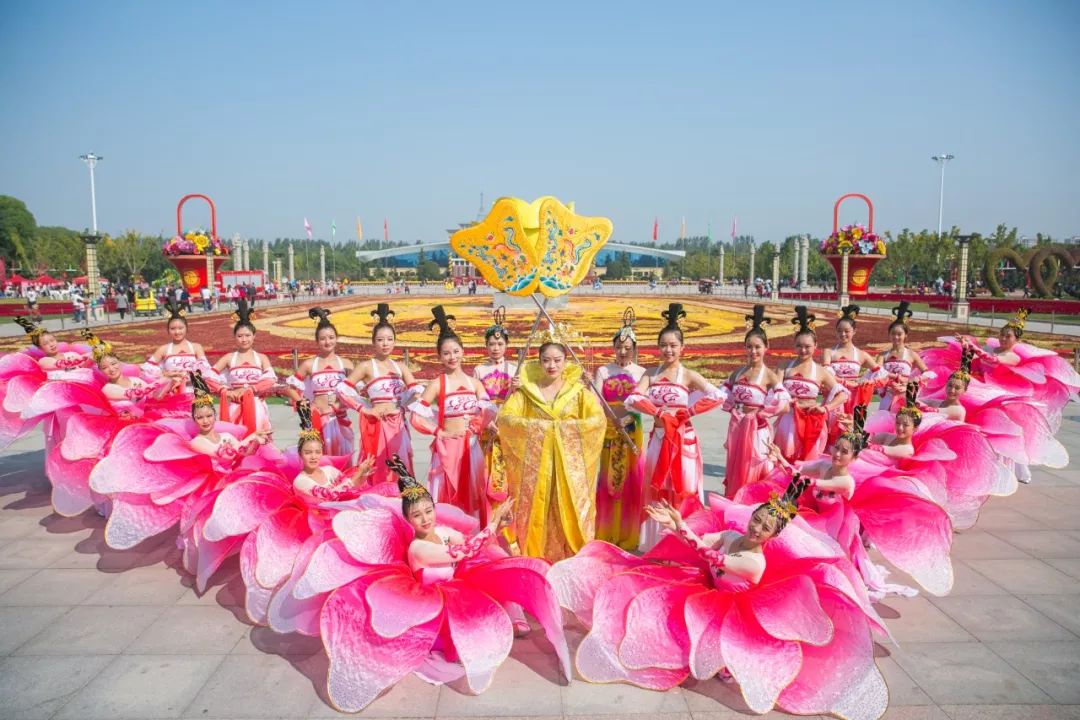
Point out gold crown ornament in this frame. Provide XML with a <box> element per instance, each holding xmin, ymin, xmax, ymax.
<box><xmin>14</xmin><ymin>316</ymin><xmax>45</xmax><ymax>341</ymax></box>
<box><xmin>529</xmin><ymin>320</ymin><xmax>585</xmax><ymax>350</ymax></box>
<box><xmin>295</xmin><ymin>401</ymin><xmax>323</xmax><ymax>445</ymax></box>
<box><xmin>80</xmin><ymin>329</ymin><xmax>114</xmax><ymax>363</ymax></box>
<box><xmin>189</xmin><ymin>371</ymin><xmax>216</xmax><ymax>409</ymax></box>
<box><xmin>1005</xmin><ymin>308</ymin><xmax>1030</xmax><ymax>333</ymax></box>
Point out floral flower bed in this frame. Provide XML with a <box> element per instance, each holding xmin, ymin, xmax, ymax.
<box><xmin>162</xmin><ymin>229</ymin><xmax>230</xmax><ymax>257</ymax></box>
<box><xmin>819</xmin><ymin>223</ymin><xmax>885</xmax><ymax>256</ymax></box>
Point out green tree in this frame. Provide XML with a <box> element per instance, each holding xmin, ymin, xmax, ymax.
<box><xmin>31</xmin><ymin>226</ymin><xmax>83</xmax><ymax>274</ymax></box>
<box><xmin>99</xmin><ymin>231</ymin><xmax>161</xmax><ymax>283</ymax></box>
<box><xmin>0</xmin><ymin>195</ymin><xmax>37</xmax><ymax>268</ymax></box>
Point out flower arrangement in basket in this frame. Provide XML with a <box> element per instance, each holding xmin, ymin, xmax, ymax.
<box><xmin>819</xmin><ymin>223</ymin><xmax>886</xmax><ymax>257</ymax></box>
<box><xmin>162</xmin><ymin>229</ymin><xmax>230</xmax><ymax>257</ymax></box>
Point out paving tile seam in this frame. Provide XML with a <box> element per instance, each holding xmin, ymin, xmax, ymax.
<box><xmin>930</xmin><ymin>596</ymin><xmax>1080</xmax><ymax>643</ymax></box>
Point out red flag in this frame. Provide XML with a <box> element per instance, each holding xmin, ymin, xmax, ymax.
<box><xmin>652</xmin><ymin>217</ymin><xmax>658</xmax><ymax>243</ymax></box>
<box><xmin>383</xmin><ymin>218</ymin><xmax>388</xmax><ymax>244</ymax></box>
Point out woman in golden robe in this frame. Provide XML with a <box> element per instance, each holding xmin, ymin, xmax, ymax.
<box><xmin>497</xmin><ymin>336</ymin><xmax>606</xmax><ymax>562</ymax></box>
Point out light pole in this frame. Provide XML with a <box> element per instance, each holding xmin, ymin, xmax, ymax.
<box><xmin>79</xmin><ymin>153</ymin><xmax>103</xmax><ymax>234</ymax></box>
<box><xmin>78</xmin><ymin>153</ymin><xmax>103</xmax><ymax>299</ymax></box>
<box><xmin>932</xmin><ymin>153</ymin><xmax>955</xmax><ymax>239</ymax></box>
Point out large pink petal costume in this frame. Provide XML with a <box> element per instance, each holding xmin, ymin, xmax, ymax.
<box><xmin>738</xmin><ymin>467</ymin><xmax>954</xmax><ymax>599</ymax></box>
<box><xmin>0</xmin><ymin>343</ymin><xmax>95</xmax><ymax>452</ymax></box>
<box><xmin>200</xmin><ymin>452</ymin><xmax>397</xmax><ymax>624</ymax></box>
<box><xmin>859</xmin><ymin>410</ymin><xmax>1015</xmax><ymax>530</ymax></box>
<box><xmin>88</xmin><ymin>418</ymin><xmax>270</xmax><ymax>549</ymax></box>
<box><xmin>549</xmin><ymin>495</ymin><xmax>888</xmax><ymax>720</ymax></box>
<box><xmin>285</xmin><ymin>497</ymin><xmax>570</xmax><ymax>713</ymax></box>
<box><xmin>923</xmin><ymin>338</ymin><xmax>1070</xmax><ymax>473</ymax></box>
<box><xmin>923</xmin><ymin>336</ymin><xmax>1080</xmax><ymax>432</ymax></box>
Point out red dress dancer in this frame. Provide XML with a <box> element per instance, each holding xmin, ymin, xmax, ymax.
<box><xmin>774</xmin><ymin>308</ymin><xmax>848</xmax><ymax>462</ymax></box>
<box><xmin>284</xmin><ymin>308</ymin><xmax>355</xmax><ymax>458</ymax></box>
<box><xmin>140</xmin><ymin>297</ymin><xmax>219</xmax><ymax>399</ymax></box>
<box><xmin>876</xmin><ymin>301</ymin><xmax>934</xmax><ymax>411</ymax></box>
<box><xmin>822</xmin><ymin>305</ymin><xmax>880</xmax><ymax>444</ymax></box>
<box><xmin>721</xmin><ymin>306</ymin><xmax>788</xmax><ymax>500</ymax></box>
<box><xmin>410</xmin><ymin>306</ymin><xmax>496</xmax><ymax>520</ymax></box>
<box><xmin>625</xmin><ymin>304</ymin><xmax>722</xmax><ymax>551</ymax></box>
<box><xmin>337</xmin><ymin>303</ymin><xmax>422</xmax><ymax>484</ymax></box>
<box><xmin>210</xmin><ymin>300</ymin><xmax>278</xmax><ymax>434</ymax></box>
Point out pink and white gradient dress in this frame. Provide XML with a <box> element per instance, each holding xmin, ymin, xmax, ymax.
<box><xmin>548</xmin><ymin>494</ymin><xmax>890</xmax><ymax>720</ymax></box>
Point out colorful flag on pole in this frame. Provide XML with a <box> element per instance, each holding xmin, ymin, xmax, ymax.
<box><xmin>730</xmin><ymin>216</ymin><xmax>738</xmax><ymax>241</ymax></box>
<box><xmin>652</xmin><ymin>217</ymin><xmax>658</xmax><ymax>243</ymax></box>
<box><xmin>383</xmin><ymin>218</ymin><xmax>389</xmax><ymax>244</ymax></box>
<box><xmin>356</xmin><ymin>217</ymin><xmax>363</xmax><ymax>242</ymax></box>
<box><xmin>331</xmin><ymin>220</ymin><xmax>336</xmax><ymax>240</ymax></box>
<box><xmin>304</xmin><ymin>218</ymin><xmax>312</xmax><ymax>240</ymax></box>
<box><xmin>680</xmin><ymin>216</ymin><xmax>686</xmax><ymax>241</ymax></box>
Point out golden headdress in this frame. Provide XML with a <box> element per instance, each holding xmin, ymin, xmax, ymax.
<box><xmin>14</xmin><ymin>315</ymin><xmax>45</xmax><ymax>342</ymax></box>
<box><xmin>1004</xmin><ymin>308</ymin><xmax>1029</xmax><ymax>334</ymax></box>
<box><xmin>762</xmin><ymin>472</ymin><xmax>811</xmax><ymax>530</ymax></box>
<box><xmin>896</xmin><ymin>381</ymin><xmax>922</xmax><ymax>425</ymax></box>
<box><xmin>189</xmin><ymin>371</ymin><xmax>215</xmax><ymax>409</ymax></box>
<box><xmin>389</xmin><ymin>454</ymin><xmax>430</xmax><ymax>502</ymax></box>
<box><xmin>889</xmin><ymin>300</ymin><xmax>913</xmax><ymax>329</ymax></box>
<box><xmin>80</xmin><ymin>329</ymin><xmax>114</xmax><ymax>363</ymax></box>
<box><xmin>295</xmin><ymin>400</ymin><xmax>322</xmax><ymax>445</ymax></box>
<box><xmin>952</xmin><ymin>344</ymin><xmax>975</xmax><ymax>385</ymax></box>
<box><xmin>429</xmin><ymin>305</ymin><xmax>459</xmax><ymax>345</ymax></box>
<box><xmin>529</xmin><ymin>319</ymin><xmax>585</xmax><ymax>350</ymax></box>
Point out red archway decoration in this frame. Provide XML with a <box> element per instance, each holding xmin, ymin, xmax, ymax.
<box><xmin>833</xmin><ymin>193</ymin><xmax>874</xmax><ymax>234</ymax></box>
<box><xmin>177</xmin><ymin>194</ymin><xmax>218</xmax><ymax>238</ymax></box>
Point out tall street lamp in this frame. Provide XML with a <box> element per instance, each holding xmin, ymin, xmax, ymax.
<box><xmin>79</xmin><ymin>153</ymin><xmax>103</xmax><ymax>298</ymax></box>
<box><xmin>931</xmin><ymin>153</ymin><xmax>955</xmax><ymax>239</ymax></box>
<box><xmin>79</xmin><ymin>153</ymin><xmax>103</xmax><ymax>234</ymax></box>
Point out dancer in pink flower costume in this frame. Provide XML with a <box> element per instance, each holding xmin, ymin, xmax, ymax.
<box><xmin>1</xmin><ymin>317</ymin><xmax>94</xmax><ymax>451</ymax></box>
<box><xmin>89</xmin><ymin>372</ymin><xmax>273</xmax><ymax>551</ymax></box>
<box><xmin>858</xmin><ymin>383</ymin><xmax>1015</xmax><ymax>529</ymax></box>
<box><xmin>742</xmin><ymin>406</ymin><xmax>953</xmax><ymax>600</ymax></box>
<box><xmin>279</xmin><ymin>456</ymin><xmax>570</xmax><ymax>713</ymax></box>
<box><xmin>549</xmin><ymin>477</ymin><xmax>889</xmax><ymax>720</ymax></box>
<box><xmin>198</xmin><ymin>401</ymin><xmax>386</xmax><ymax>626</ymax></box>
<box><xmin>24</xmin><ymin>331</ymin><xmax>185</xmax><ymax>517</ymax></box>
<box><xmin>921</xmin><ymin>344</ymin><xmax>1067</xmax><ymax>484</ymax></box>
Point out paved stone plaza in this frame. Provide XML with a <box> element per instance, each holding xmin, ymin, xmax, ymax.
<box><xmin>1</xmin><ymin>404</ymin><xmax>1078</xmax><ymax>720</ymax></box>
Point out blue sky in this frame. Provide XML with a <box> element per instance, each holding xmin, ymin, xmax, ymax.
<box><xmin>1</xmin><ymin>0</ymin><xmax>1077</xmax><ymax>245</ymax></box>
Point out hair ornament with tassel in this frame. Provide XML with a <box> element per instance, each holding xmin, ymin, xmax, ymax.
<box><xmin>295</xmin><ymin>400</ymin><xmax>323</xmax><ymax>445</ymax></box>
<box><xmin>189</xmin><ymin>370</ymin><xmax>216</xmax><ymax>409</ymax></box>
<box><xmin>81</xmin><ymin>329</ymin><xmax>114</xmax><ymax>363</ymax></box>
